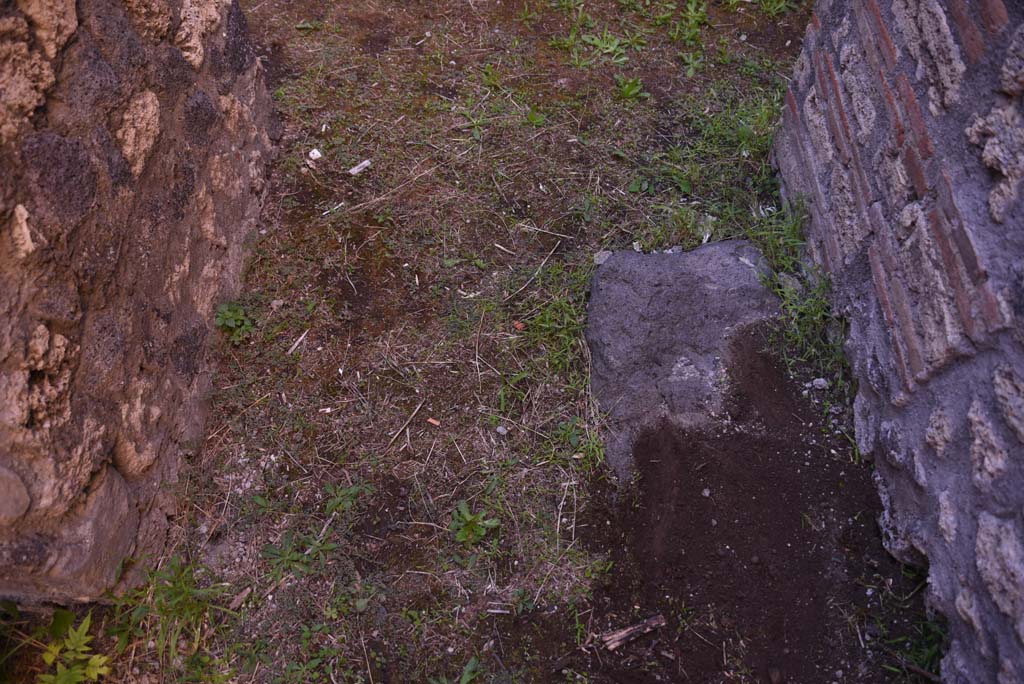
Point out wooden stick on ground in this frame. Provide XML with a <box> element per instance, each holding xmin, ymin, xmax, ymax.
<box><xmin>386</xmin><ymin>399</ymin><xmax>426</xmax><ymax>449</ymax></box>
<box><xmin>600</xmin><ymin>614</ymin><xmax>666</xmax><ymax>651</ymax></box>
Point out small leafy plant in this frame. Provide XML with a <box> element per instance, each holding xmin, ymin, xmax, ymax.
<box><xmin>108</xmin><ymin>557</ymin><xmax>230</xmax><ymax>674</ymax></box>
<box><xmin>759</xmin><ymin>0</ymin><xmax>791</xmax><ymax>18</ymax></box>
<box><xmin>263</xmin><ymin>526</ymin><xmax>339</xmax><ymax>581</ymax></box>
<box><xmin>449</xmin><ymin>501</ymin><xmax>499</xmax><ymax>546</ymax></box>
<box><xmin>582</xmin><ymin>30</ymin><xmax>629</xmax><ymax>65</ymax></box>
<box><xmin>37</xmin><ymin>612</ymin><xmax>110</xmax><ymax>684</ymax></box>
<box><xmin>323</xmin><ymin>482</ymin><xmax>374</xmax><ymax>516</ymax></box>
<box><xmin>678</xmin><ymin>51</ymin><xmax>705</xmax><ymax>77</ymax></box>
<box><xmin>429</xmin><ymin>656</ymin><xmax>482</xmax><ymax>684</ymax></box>
<box><xmin>614</xmin><ymin>75</ymin><xmax>650</xmax><ymax>100</ymax></box>
<box><xmin>214</xmin><ymin>302</ymin><xmax>254</xmax><ymax>344</ymax></box>
<box><xmin>524</xmin><ymin>108</ymin><xmax>547</xmax><ymax>126</ymax></box>
<box><xmin>480</xmin><ymin>63</ymin><xmax>501</xmax><ymax>90</ymax></box>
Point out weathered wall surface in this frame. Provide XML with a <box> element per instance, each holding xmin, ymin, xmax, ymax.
<box><xmin>774</xmin><ymin>0</ymin><xmax>1023</xmax><ymax>681</ymax></box>
<box><xmin>0</xmin><ymin>0</ymin><xmax>273</xmax><ymax>602</ymax></box>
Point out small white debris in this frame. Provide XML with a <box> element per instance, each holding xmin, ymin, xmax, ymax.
<box><xmin>812</xmin><ymin>378</ymin><xmax>830</xmax><ymax>390</ymax></box>
<box><xmin>632</xmin><ymin>241</ymin><xmax>643</xmax><ymax>252</ymax></box>
<box><xmin>308</xmin><ymin>148</ymin><xmax>322</xmax><ymax>161</ymax></box>
<box><xmin>702</xmin><ymin>488</ymin><xmax>711</xmax><ymax>498</ymax></box>
<box><xmin>496</xmin><ymin>425</ymin><xmax>509</xmax><ymax>436</ymax></box>
<box><xmin>270</xmin><ymin>299</ymin><xmax>284</xmax><ymax>311</ymax></box>
<box><xmin>348</xmin><ymin>159</ymin><xmax>372</xmax><ymax>176</ymax></box>
<box><xmin>594</xmin><ymin>250</ymin><xmax>613</xmax><ymax>265</ymax></box>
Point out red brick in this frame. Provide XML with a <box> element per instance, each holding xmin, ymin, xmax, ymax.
<box><xmin>978</xmin><ymin>0</ymin><xmax>1010</xmax><ymax>33</ymax></box>
<box><xmin>815</xmin><ymin>51</ymin><xmax>852</xmax><ymax>165</ymax></box>
<box><xmin>877</xmin><ymin>74</ymin><xmax>906</xmax><ymax>144</ymax></box>
<box><xmin>947</xmin><ymin>0</ymin><xmax>985</xmax><ymax>63</ymax></box>
<box><xmin>901</xmin><ymin>144</ymin><xmax>929</xmax><ymax>199</ymax></box>
<box><xmin>895</xmin><ymin>74</ymin><xmax>935</xmax><ymax>159</ymax></box>
<box><xmin>817</xmin><ymin>202</ymin><xmax>842</xmax><ymax>273</ymax></box>
<box><xmin>926</xmin><ymin>208</ymin><xmax>981</xmax><ymax>342</ymax></box>
<box><xmin>786</xmin><ymin>87</ymin><xmax>800</xmax><ymax>119</ymax></box>
<box><xmin>875</xmin><ymin>231</ymin><xmax>927</xmax><ymax>377</ymax></box>
<box><xmin>825</xmin><ymin>53</ymin><xmax>856</xmax><ymax>149</ymax></box>
<box><xmin>784</xmin><ymin>118</ymin><xmax>841</xmax><ymax>274</ymax></box>
<box><xmin>936</xmin><ymin>173</ymin><xmax>986</xmax><ymax>284</ymax></box>
<box><xmin>852</xmin><ymin>3</ymin><xmax>884</xmax><ymax>75</ymax></box>
<box><xmin>843</xmin><ymin>142</ymin><xmax>876</xmax><ymax>237</ymax></box>
<box><xmin>869</xmin><ymin>243</ymin><xmax>916</xmax><ymax>392</ymax></box>
<box><xmin>866</xmin><ymin>0</ymin><xmax>898</xmax><ymax>70</ymax></box>
<box><xmin>979</xmin><ymin>283</ymin><xmax>1006</xmax><ymax>331</ymax></box>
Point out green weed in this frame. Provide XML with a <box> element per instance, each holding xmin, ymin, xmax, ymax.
<box><xmin>263</xmin><ymin>526</ymin><xmax>339</xmax><ymax>581</ymax></box>
<box><xmin>109</xmin><ymin>557</ymin><xmax>231</xmax><ymax>678</ymax></box>
<box><xmin>768</xmin><ymin>271</ymin><xmax>848</xmax><ymax>388</ymax></box>
<box><xmin>214</xmin><ymin>302</ymin><xmax>254</xmax><ymax>345</ymax></box>
<box><xmin>758</xmin><ymin>0</ymin><xmax>792</xmax><ymax>18</ymax></box>
<box><xmin>449</xmin><ymin>502</ymin><xmax>499</xmax><ymax>546</ymax></box>
<box><xmin>614</xmin><ymin>75</ymin><xmax>650</xmax><ymax>100</ymax></box>
<box><xmin>882</xmin><ymin>616</ymin><xmax>946</xmax><ymax>681</ymax></box>
<box><xmin>582</xmin><ymin>30</ymin><xmax>629</xmax><ymax>65</ymax></box>
<box><xmin>323</xmin><ymin>482</ymin><xmax>374</xmax><ymax>517</ymax></box>
<box><xmin>524</xmin><ymin>108</ymin><xmax>547</xmax><ymax>127</ymax></box>
<box><xmin>480</xmin><ymin>63</ymin><xmax>501</xmax><ymax>90</ymax></box>
<box><xmin>678</xmin><ymin>50</ymin><xmax>704</xmax><ymax>77</ymax></box>
<box><xmin>429</xmin><ymin>656</ymin><xmax>482</xmax><ymax>684</ymax></box>
<box><xmin>34</xmin><ymin>612</ymin><xmax>110</xmax><ymax>684</ymax></box>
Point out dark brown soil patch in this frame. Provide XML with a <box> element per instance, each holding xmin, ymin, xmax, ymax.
<box><xmin>518</xmin><ymin>326</ymin><xmax>927</xmax><ymax>683</ymax></box>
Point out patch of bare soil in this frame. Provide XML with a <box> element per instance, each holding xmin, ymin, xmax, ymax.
<box><xmin>489</xmin><ymin>328</ymin><xmax>929</xmax><ymax>683</ymax></box>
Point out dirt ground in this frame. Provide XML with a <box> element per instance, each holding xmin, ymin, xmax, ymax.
<box><xmin>3</xmin><ymin>0</ymin><xmax>942</xmax><ymax>682</ymax></box>
<box><xmin>569</xmin><ymin>327</ymin><xmax>931</xmax><ymax>683</ymax></box>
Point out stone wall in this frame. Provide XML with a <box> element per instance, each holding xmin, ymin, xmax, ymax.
<box><xmin>0</xmin><ymin>0</ymin><xmax>273</xmax><ymax>603</ymax></box>
<box><xmin>773</xmin><ymin>1</ymin><xmax>1023</xmax><ymax>681</ymax></box>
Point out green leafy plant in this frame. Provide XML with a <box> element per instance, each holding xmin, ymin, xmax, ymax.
<box><xmin>682</xmin><ymin>0</ymin><xmax>707</xmax><ymax>26</ymax></box>
<box><xmin>462</xmin><ymin>111</ymin><xmax>488</xmax><ymax>141</ymax></box>
<box><xmin>524</xmin><ymin>108</ymin><xmax>547</xmax><ymax>127</ymax></box>
<box><xmin>622</xmin><ymin>29</ymin><xmax>648</xmax><ymax>51</ymax></box>
<box><xmin>480</xmin><ymin>63</ymin><xmax>501</xmax><ymax>90</ymax></box>
<box><xmin>552</xmin><ymin>0</ymin><xmax>585</xmax><ymax>11</ymax></box>
<box><xmin>429</xmin><ymin>657</ymin><xmax>482</xmax><ymax>684</ymax></box>
<box><xmin>108</xmin><ymin>557</ymin><xmax>230</xmax><ymax>673</ymax></box>
<box><xmin>678</xmin><ymin>50</ymin><xmax>704</xmax><ymax>77</ymax></box>
<box><xmin>552</xmin><ymin>417</ymin><xmax>605</xmax><ymax>472</ymax></box>
<box><xmin>668</xmin><ymin>0</ymin><xmax>707</xmax><ymax>46</ymax></box>
<box><xmin>758</xmin><ymin>0</ymin><xmax>791</xmax><ymax>18</ymax></box>
<box><xmin>582</xmin><ymin>30</ymin><xmax>629</xmax><ymax>65</ymax></box>
<box><xmin>517</xmin><ymin>3</ymin><xmax>539</xmax><ymax>25</ymax></box>
<box><xmin>449</xmin><ymin>501</ymin><xmax>499</xmax><ymax>546</ymax></box>
<box><xmin>323</xmin><ymin>482</ymin><xmax>374</xmax><ymax>516</ymax></box>
<box><xmin>263</xmin><ymin>526</ymin><xmax>339</xmax><ymax>581</ymax></box>
<box><xmin>614</xmin><ymin>75</ymin><xmax>650</xmax><ymax>100</ymax></box>
<box><xmin>36</xmin><ymin>612</ymin><xmax>110</xmax><ymax>684</ymax></box>
<box><xmin>511</xmin><ymin>588</ymin><xmax>536</xmax><ymax>616</ymax></box>
<box><xmin>214</xmin><ymin>302</ymin><xmax>254</xmax><ymax>344</ymax></box>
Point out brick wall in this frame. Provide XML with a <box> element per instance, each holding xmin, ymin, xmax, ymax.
<box><xmin>773</xmin><ymin>1</ymin><xmax>1023</xmax><ymax>681</ymax></box>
